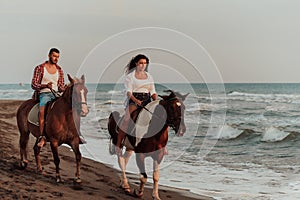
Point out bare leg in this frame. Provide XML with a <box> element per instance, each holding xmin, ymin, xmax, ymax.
<box><xmin>116</xmin><ymin>105</ymin><xmax>136</xmax><ymax>155</ymax></box>
<box><xmin>37</xmin><ymin>106</ymin><xmax>46</xmax><ymax>148</ymax></box>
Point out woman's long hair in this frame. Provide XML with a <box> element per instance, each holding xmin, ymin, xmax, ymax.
<box><xmin>125</xmin><ymin>54</ymin><xmax>149</xmax><ymax>74</ymax></box>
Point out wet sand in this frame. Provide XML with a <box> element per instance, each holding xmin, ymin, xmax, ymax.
<box><xmin>0</xmin><ymin>100</ymin><xmax>213</xmax><ymax>200</ymax></box>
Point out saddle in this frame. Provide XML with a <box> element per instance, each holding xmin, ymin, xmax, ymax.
<box><xmin>134</xmin><ymin>100</ymin><xmax>160</xmax><ymax>146</ymax></box>
<box><xmin>119</xmin><ymin>100</ymin><xmax>161</xmax><ymax>148</ymax></box>
<box><xmin>28</xmin><ymin>101</ymin><xmax>56</xmax><ymax>126</ymax></box>
<box><xmin>28</xmin><ymin>103</ymin><xmax>40</xmax><ymax>126</ymax></box>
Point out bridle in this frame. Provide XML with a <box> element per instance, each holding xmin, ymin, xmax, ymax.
<box><xmin>140</xmin><ymin>97</ymin><xmax>183</xmax><ymax>131</ymax></box>
<box><xmin>72</xmin><ymin>84</ymin><xmax>88</xmax><ymax>112</ymax></box>
<box><xmin>164</xmin><ymin>97</ymin><xmax>183</xmax><ymax>130</ymax></box>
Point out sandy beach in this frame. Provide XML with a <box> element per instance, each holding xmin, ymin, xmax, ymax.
<box><xmin>0</xmin><ymin>100</ymin><xmax>212</xmax><ymax>200</ymax></box>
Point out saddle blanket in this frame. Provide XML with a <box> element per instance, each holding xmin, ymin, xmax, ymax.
<box><xmin>134</xmin><ymin>100</ymin><xmax>162</xmax><ymax>146</ymax></box>
<box><xmin>28</xmin><ymin>103</ymin><xmax>39</xmax><ymax>126</ymax></box>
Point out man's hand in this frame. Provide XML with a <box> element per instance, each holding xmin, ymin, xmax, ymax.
<box><xmin>47</xmin><ymin>82</ymin><xmax>53</xmax><ymax>89</ymax></box>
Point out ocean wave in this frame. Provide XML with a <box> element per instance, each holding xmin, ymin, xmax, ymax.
<box><xmin>107</xmin><ymin>90</ymin><xmax>122</xmax><ymax>94</ymax></box>
<box><xmin>209</xmin><ymin>125</ymin><xmax>250</xmax><ymax>140</ymax></box>
<box><xmin>102</xmin><ymin>100</ymin><xmax>118</xmax><ymax>105</ymax></box>
<box><xmin>186</xmin><ymin>102</ymin><xmax>227</xmax><ymax>113</ymax></box>
<box><xmin>265</xmin><ymin>104</ymin><xmax>290</xmax><ymax>112</ymax></box>
<box><xmin>261</xmin><ymin>127</ymin><xmax>291</xmax><ymax>142</ymax></box>
<box><xmin>0</xmin><ymin>89</ymin><xmax>30</xmax><ymax>94</ymax></box>
<box><xmin>291</xmin><ymin>99</ymin><xmax>300</xmax><ymax>104</ymax></box>
<box><xmin>227</xmin><ymin>91</ymin><xmax>300</xmax><ymax>104</ymax></box>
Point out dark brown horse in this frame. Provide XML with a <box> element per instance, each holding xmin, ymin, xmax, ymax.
<box><xmin>108</xmin><ymin>90</ymin><xmax>188</xmax><ymax>200</ymax></box>
<box><xmin>16</xmin><ymin>74</ymin><xmax>89</xmax><ymax>183</ymax></box>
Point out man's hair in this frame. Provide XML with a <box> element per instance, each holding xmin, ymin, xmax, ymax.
<box><xmin>49</xmin><ymin>48</ymin><xmax>60</xmax><ymax>55</ymax></box>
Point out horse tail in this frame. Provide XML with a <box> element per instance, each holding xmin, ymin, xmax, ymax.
<box><xmin>108</xmin><ymin>111</ymin><xmax>121</xmax><ymax>144</ymax></box>
<box><xmin>16</xmin><ymin>99</ymin><xmax>36</xmax><ymax>169</ymax></box>
<box><xmin>108</xmin><ymin>111</ymin><xmax>121</xmax><ymax>155</ymax></box>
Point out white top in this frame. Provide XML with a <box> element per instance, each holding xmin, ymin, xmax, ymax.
<box><xmin>40</xmin><ymin>67</ymin><xmax>58</xmax><ymax>93</ymax></box>
<box><xmin>124</xmin><ymin>70</ymin><xmax>156</xmax><ymax>95</ymax></box>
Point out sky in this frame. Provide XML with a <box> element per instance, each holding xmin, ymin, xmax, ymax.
<box><xmin>1</xmin><ymin>0</ymin><xmax>300</xmax><ymax>83</ymax></box>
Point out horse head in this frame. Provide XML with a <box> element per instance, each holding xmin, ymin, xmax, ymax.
<box><xmin>159</xmin><ymin>90</ymin><xmax>189</xmax><ymax>136</ymax></box>
<box><xmin>65</xmin><ymin>74</ymin><xmax>89</xmax><ymax>117</ymax></box>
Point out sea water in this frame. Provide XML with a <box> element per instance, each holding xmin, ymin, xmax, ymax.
<box><xmin>4</xmin><ymin>83</ymin><xmax>300</xmax><ymax>200</ymax></box>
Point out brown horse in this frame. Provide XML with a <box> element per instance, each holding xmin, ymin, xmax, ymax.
<box><xmin>108</xmin><ymin>90</ymin><xmax>188</xmax><ymax>200</ymax></box>
<box><xmin>16</xmin><ymin>74</ymin><xmax>89</xmax><ymax>183</ymax></box>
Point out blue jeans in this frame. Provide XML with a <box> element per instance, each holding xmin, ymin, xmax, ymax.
<box><xmin>39</xmin><ymin>92</ymin><xmax>56</xmax><ymax>107</ymax></box>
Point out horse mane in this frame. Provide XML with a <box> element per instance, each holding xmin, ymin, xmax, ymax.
<box><xmin>159</xmin><ymin>90</ymin><xmax>189</xmax><ymax>101</ymax></box>
<box><xmin>61</xmin><ymin>77</ymin><xmax>83</xmax><ymax>98</ymax></box>
<box><xmin>61</xmin><ymin>82</ymin><xmax>73</xmax><ymax>103</ymax></box>
<box><xmin>60</xmin><ymin>76</ymin><xmax>86</xmax><ymax>106</ymax></box>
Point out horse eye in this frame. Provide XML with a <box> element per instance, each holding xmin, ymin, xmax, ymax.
<box><xmin>176</xmin><ymin>102</ymin><xmax>181</xmax><ymax>106</ymax></box>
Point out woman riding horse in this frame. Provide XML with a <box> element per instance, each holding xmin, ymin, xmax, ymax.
<box><xmin>108</xmin><ymin>90</ymin><xmax>188</xmax><ymax>200</ymax></box>
<box><xmin>116</xmin><ymin>54</ymin><xmax>158</xmax><ymax>155</ymax></box>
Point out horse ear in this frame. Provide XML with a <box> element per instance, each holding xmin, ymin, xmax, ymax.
<box><xmin>81</xmin><ymin>75</ymin><xmax>85</xmax><ymax>83</ymax></box>
<box><xmin>172</xmin><ymin>91</ymin><xmax>189</xmax><ymax>101</ymax></box>
<box><xmin>163</xmin><ymin>89</ymin><xmax>176</xmax><ymax>98</ymax></box>
<box><xmin>158</xmin><ymin>95</ymin><xmax>169</xmax><ymax>100</ymax></box>
<box><xmin>163</xmin><ymin>89</ymin><xmax>174</xmax><ymax>94</ymax></box>
<box><xmin>181</xmin><ymin>93</ymin><xmax>189</xmax><ymax>101</ymax></box>
<box><xmin>67</xmin><ymin>74</ymin><xmax>74</xmax><ymax>83</ymax></box>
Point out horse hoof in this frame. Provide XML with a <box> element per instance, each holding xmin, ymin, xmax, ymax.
<box><xmin>133</xmin><ymin>189</ymin><xmax>143</xmax><ymax>198</ymax></box>
<box><xmin>153</xmin><ymin>197</ymin><xmax>162</xmax><ymax>200</ymax></box>
<box><xmin>109</xmin><ymin>142</ymin><xmax>116</xmax><ymax>155</ymax></box>
<box><xmin>152</xmin><ymin>195</ymin><xmax>162</xmax><ymax>200</ymax></box>
<box><xmin>37</xmin><ymin>167</ymin><xmax>44</xmax><ymax>175</ymax></box>
<box><xmin>122</xmin><ymin>187</ymin><xmax>131</xmax><ymax>194</ymax></box>
<box><xmin>20</xmin><ymin>160</ymin><xmax>28</xmax><ymax>169</ymax></box>
<box><xmin>73</xmin><ymin>177</ymin><xmax>82</xmax><ymax>184</ymax></box>
<box><xmin>56</xmin><ymin>177</ymin><xmax>62</xmax><ymax>183</ymax></box>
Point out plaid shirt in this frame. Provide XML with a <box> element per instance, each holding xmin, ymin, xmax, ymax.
<box><xmin>31</xmin><ymin>61</ymin><xmax>65</xmax><ymax>100</ymax></box>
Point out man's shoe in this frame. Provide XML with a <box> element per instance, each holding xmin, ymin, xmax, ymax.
<box><xmin>163</xmin><ymin>147</ymin><xmax>168</xmax><ymax>155</ymax></box>
<box><xmin>79</xmin><ymin>136</ymin><xmax>87</xmax><ymax>144</ymax></box>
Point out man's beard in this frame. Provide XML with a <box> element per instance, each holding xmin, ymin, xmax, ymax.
<box><xmin>49</xmin><ymin>58</ymin><xmax>57</xmax><ymax>64</ymax></box>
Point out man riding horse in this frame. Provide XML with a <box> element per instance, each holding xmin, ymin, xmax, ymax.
<box><xmin>31</xmin><ymin>48</ymin><xmax>86</xmax><ymax>148</ymax></box>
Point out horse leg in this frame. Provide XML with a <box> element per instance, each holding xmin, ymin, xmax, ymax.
<box><xmin>71</xmin><ymin>143</ymin><xmax>82</xmax><ymax>184</ymax></box>
<box><xmin>152</xmin><ymin>160</ymin><xmax>161</xmax><ymax>200</ymax></box>
<box><xmin>33</xmin><ymin>140</ymin><xmax>43</xmax><ymax>173</ymax></box>
<box><xmin>118</xmin><ymin>150</ymin><xmax>132</xmax><ymax>193</ymax></box>
<box><xmin>152</xmin><ymin>150</ymin><xmax>164</xmax><ymax>200</ymax></box>
<box><xmin>49</xmin><ymin>142</ymin><xmax>61</xmax><ymax>182</ymax></box>
<box><xmin>134</xmin><ymin>153</ymin><xmax>147</xmax><ymax>198</ymax></box>
<box><xmin>19</xmin><ymin>130</ymin><xmax>30</xmax><ymax>169</ymax></box>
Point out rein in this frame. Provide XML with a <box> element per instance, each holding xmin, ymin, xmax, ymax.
<box><xmin>50</xmin><ymin>88</ymin><xmax>61</xmax><ymax>98</ymax></box>
<box><xmin>74</xmin><ymin>102</ymin><xmax>87</xmax><ymax>110</ymax></box>
<box><xmin>139</xmin><ymin>97</ymin><xmax>179</xmax><ymax>129</ymax></box>
<box><xmin>140</xmin><ymin>98</ymin><xmax>177</xmax><ymax>116</ymax></box>
<box><xmin>51</xmin><ymin>85</ymin><xmax>87</xmax><ymax>110</ymax></box>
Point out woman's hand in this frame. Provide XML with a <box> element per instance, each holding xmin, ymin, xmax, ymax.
<box><xmin>135</xmin><ymin>99</ymin><xmax>143</xmax><ymax>106</ymax></box>
<box><xmin>152</xmin><ymin>93</ymin><xmax>158</xmax><ymax>100</ymax></box>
